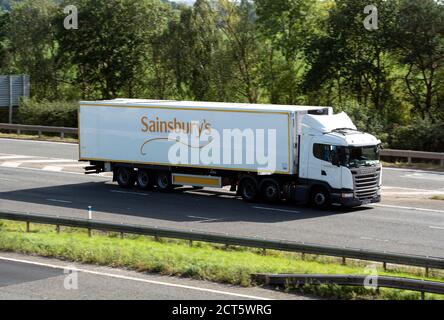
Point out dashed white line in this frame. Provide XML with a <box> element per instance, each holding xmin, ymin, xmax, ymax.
<box><xmin>187</xmin><ymin>215</ymin><xmax>220</xmax><ymax>222</ymax></box>
<box><xmin>43</xmin><ymin>166</ymin><xmax>64</xmax><ymax>172</ymax></box>
<box><xmin>429</xmin><ymin>226</ymin><xmax>444</xmax><ymax>230</ymax></box>
<box><xmin>46</xmin><ymin>199</ymin><xmax>73</xmax><ymax>204</ymax></box>
<box><xmin>0</xmin><ymin>255</ymin><xmax>270</xmax><ymax>300</ymax></box>
<box><xmin>110</xmin><ymin>190</ymin><xmax>149</xmax><ymax>196</ymax></box>
<box><xmin>253</xmin><ymin>206</ymin><xmax>300</xmax><ymax>214</ymax></box>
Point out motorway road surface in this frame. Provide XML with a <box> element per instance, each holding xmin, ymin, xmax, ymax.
<box><xmin>0</xmin><ymin>138</ymin><xmax>443</xmax><ymax>258</ymax></box>
<box><xmin>0</xmin><ymin>252</ymin><xmax>301</xmax><ymax>300</ymax></box>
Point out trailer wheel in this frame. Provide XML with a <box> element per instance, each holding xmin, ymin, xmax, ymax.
<box><xmin>239</xmin><ymin>178</ymin><xmax>258</xmax><ymax>202</ymax></box>
<box><xmin>310</xmin><ymin>186</ymin><xmax>331</xmax><ymax>209</ymax></box>
<box><xmin>136</xmin><ymin>169</ymin><xmax>153</xmax><ymax>190</ymax></box>
<box><xmin>156</xmin><ymin>172</ymin><xmax>173</xmax><ymax>192</ymax></box>
<box><xmin>116</xmin><ymin>167</ymin><xmax>135</xmax><ymax>188</ymax></box>
<box><xmin>260</xmin><ymin>179</ymin><xmax>281</xmax><ymax>203</ymax></box>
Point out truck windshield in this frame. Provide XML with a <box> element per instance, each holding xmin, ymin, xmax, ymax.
<box><xmin>346</xmin><ymin>145</ymin><xmax>380</xmax><ymax>168</ymax></box>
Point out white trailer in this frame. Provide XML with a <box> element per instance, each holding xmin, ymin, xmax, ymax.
<box><xmin>79</xmin><ymin>99</ymin><xmax>382</xmax><ymax>208</ymax></box>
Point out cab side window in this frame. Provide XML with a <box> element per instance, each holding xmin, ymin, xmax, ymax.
<box><xmin>313</xmin><ymin>143</ymin><xmax>331</xmax><ymax>162</ymax></box>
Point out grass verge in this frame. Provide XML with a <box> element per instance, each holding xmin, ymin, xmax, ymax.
<box><xmin>381</xmin><ymin>161</ymin><xmax>444</xmax><ymax>172</ymax></box>
<box><xmin>0</xmin><ymin>219</ymin><xmax>443</xmax><ymax>300</ymax></box>
<box><xmin>0</xmin><ymin>132</ymin><xmax>78</xmax><ymax>143</ymax></box>
<box><xmin>431</xmin><ymin>195</ymin><xmax>444</xmax><ymax>201</ymax></box>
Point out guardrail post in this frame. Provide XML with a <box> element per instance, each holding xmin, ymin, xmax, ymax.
<box><xmin>26</xmin><ymin>221</ymin><xmax>30</xmax><ymax>233</ymax></box>
<box><xmin>425</xmin><ymin>267</ymin><xmax>429</xmax><ymax>278</ymax></box>
<box><xmin>120</xmin><ymin>232</ymin><xmax>124</xmax><ymax>239</ymax></box>
<box><xmin>262</xmin><ymin>248</ymin><xmax>267</xmax><ymax>256</ymax></box>
<box><xmin>17</xmin><ymin>129</ymin><xmax>21</xmax><ymax>135</ymax></box>
<box><xmin>38</xmin><ymin>130</ymin><xmax>42</xmax><ymax>138</ymax></box>
<box><xmin>383</xmin><ymin>262</ymin><xmax>387</xmax><ymax>271</ymax></box>
<box><xmin>301</xmin><ymin>253</ymin><xmax>305</xmax><ymax>260</ymax></box>
<box><xmin>342</xmin><ymin>257</ymin><xmax>346</xmax><ymax>265</ymax></box>
<box><xmin>87</xmin><ymin>206</ymin><xmax>92</xmax><ymax>237</ymax></box>
<box><xmin>189</xmin><ymin>240</ymin><xmax>193</xmax><ymax>247</ymax></box>
<box><xmin>56</xmin><ymin>225</ymin><xmax>60</xmax><ymax>234</ymax></box>
<box><xmin>421</xmin><ymin>291</ymin><xmax>425</xmax><ymax>300</ymax></box>
<box><xmin>407</xmin><ymin>156</ymin><xmax>412</xmax><ymax>164</ymax></box>
<box><xmin>61</xmin><ymin>132</ymin><xmax>65</xmax><ymax>139</ymax></box>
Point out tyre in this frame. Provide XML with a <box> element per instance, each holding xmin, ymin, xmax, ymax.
<box><xmin>116</xmin><ymin>167</ymin><xmax>135</xmax><ymax>188</ymax></box>
<box><xmin>239</xmin><ymin>178</ymin><xmax>258</xmax><ymax>202</ymax></box>
<box><xmin>310</xmin><ymin>186</ymin><xmax>331</xmax><ymax>209</ymax></box>
<box><xmin>260</xmin><ymin>179</ymin><xmax>281</xmax><ymax>203</ymax></box>
<box><xmin>156</xmin><ymin>172</ymin><xmax>173</xmax><ymax>192</ymax></box>
<box><xmin>136</xmin><ymin>169</ymin><xmax>153</xmax><ymax>190</ymax></box>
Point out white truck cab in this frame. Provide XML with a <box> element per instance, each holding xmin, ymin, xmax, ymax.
<box><xmin>298</xmin><ymin>112</ymin><xmax>382</xmax><ymax>207</ymax></box>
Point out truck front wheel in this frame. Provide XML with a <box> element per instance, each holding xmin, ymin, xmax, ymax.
<box><xmin>116</xmin><ymin>167</ymin><xmax>135</xmax><ymax>188</ymax></box>
<box><xmin>310</xmin><ymin>186</ymin><xmax>331</xmax><ymax>209</ymax></box>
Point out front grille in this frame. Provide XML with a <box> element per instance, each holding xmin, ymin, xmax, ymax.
<box><xmin>352</xmin><ymin>168</ymin><xmax>381</xmax><ymax>200</ymax></box>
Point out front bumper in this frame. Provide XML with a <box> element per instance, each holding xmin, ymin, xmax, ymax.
<box><xmin>332</xmin><ymin>192</ymin><xmax>381</xmax><ymax>207</ymax></box>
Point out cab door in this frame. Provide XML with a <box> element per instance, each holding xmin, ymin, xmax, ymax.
<box><xmin>309</xmin><ymin>139</ymin><xmax>342</xmax><ymax>189</ymax></box>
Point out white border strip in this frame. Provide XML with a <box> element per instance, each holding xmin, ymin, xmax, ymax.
<box><xmin>0</xmin><ymin>256</ymin><xmax>271</xmax><ymax>300</ymax></box>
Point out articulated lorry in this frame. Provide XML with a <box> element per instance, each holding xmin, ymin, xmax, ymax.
<box><xmin>79</xmin><ymin>99</ymin><xmax>382</xmax><ymax>208</ymax></box>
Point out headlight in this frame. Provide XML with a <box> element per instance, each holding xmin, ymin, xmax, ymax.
<box><xmin>341</xmin><ymin>193</ymin><xmax>354</xmax><ymax>198</ymax></box>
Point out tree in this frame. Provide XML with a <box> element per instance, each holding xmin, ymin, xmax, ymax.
<box><xmin>6</xmin><ymin>0</ymin><xmax>60</xmax><ymax>99</ymax></box>
<box><xmin>389</xmin><ymin>0</ymin><xmax>444</xmax><ymax>121</ymax></box>
<box><xmin>304</xmin><ymin>0</ymin><xmax>398</xmax><ymax>113</ymax></box>
<box><xmin>0</xmin><ymin>8</ymin><xmax>9</xmax><ymax>72</ymax></box>
<box><xmin>255</xmin><ymin>0</ymin><xmax>318</xmax><ymax>104</ymax></box>
<box><xmin>57</xmin><ymin>0</ymin><xmax>171</xmax><ymax>99</ymax></box>
<box><xmin>216</xmin><ymin>0</ymin><xmax>263</xmax><ymax>103</ymax></box>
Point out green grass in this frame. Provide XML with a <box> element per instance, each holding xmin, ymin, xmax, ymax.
<box><xmin>0</xmin><ymin>220</ymin><xmax>442</xmax><ymax>300</ymax></box>
<box><xmin>431</xmin><ymin>195</ymin><xmax>444</xmax><ymax>201</ymax></box>
<box><xmin>0</xmin><ymin>132</ymin><xmax>78</xmax><ymax>143</ymax></box>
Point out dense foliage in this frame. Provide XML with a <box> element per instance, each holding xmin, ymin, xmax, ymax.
<box><xmin>0</xmin><ymin>0</ymin><xmax>443</xmax><ymax>150</ymax></box>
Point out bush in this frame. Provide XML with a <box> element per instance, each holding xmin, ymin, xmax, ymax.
<box><xmin>17</xmin><ymin>98</ymin><xmax>78</xmax><ymax>127</ymax></box>
<box><xmin>389</xmin><ymin>120</ymin><xmax>444</xmax><ymax>152</ymax></box>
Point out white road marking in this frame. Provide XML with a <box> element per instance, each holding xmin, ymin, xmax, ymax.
<box><xmin>187</xmin><ymin>215</ymin><xmax>220</xmax><ymax>222</ymax></box>
<box><xmin>383</xmin><ymin>167</ymin><xmax>444</xmax><ymax>175</ymax></box>
<box><xmin>110</xmin><ymin>190</ymin><xmax>149</xmax><ymax>196</ymax></box>
<box><xmin>401</xmin><ymin>172</ymin><xmax>444</xmax><ymax>181</ymax></box>
<box><xmin>1</xmin><ymin>162</ymin><xmax>21</xmax><ymax>168</ymax></box>
<box><xmin>0</xmin><ymin>255</ymin><xmax>271</xmax><ymax>300</ymax></box>
<box><xmin>46</xmin><ymin>199</ymin><xmax>72</xmax><ymax>204</ymax></box>
<box><xmin>253</xmin><ymin>206</ymin><xmax>300</xmax><ymax>214</ymax></box>
<box><xmin>0</xmin><ymin>138</ymin><xmax>78</xmax><ymax>145</ymax></box>
<box><xmin>382</xmin><ymin>186</ymin><xmax>441</xmax><ymax>192</ymax></box>
<box><xmin>0</xmin><ymin>155</ymin><xmax>36</xmax><ymax>160</ymax></box>
<box><xmin>43</xmin><ymin>166</ymin><xmax>64</xmax><ymax>172</ymax></box>
<box><xmin>359</xmin><ymin>236</ymin><xmax>389</xmax><ymax>242</ymax></box>
<box><xmin>0</xmin><ymin>165</ymin><xmax>110</xmax><ymax>178</ymax></box>
<box><xmin>429</xmin><ymin>226</ymin><xmax>444</xmax><ymax>230</ymax></box>
<box><xmin>9</xmin><ymin>159</ymin><xmax>77</xmax><ymax>164</ymax></box>
<box><xmin>371</xmin><ymin>203</ymin><xmax>444</xmax><ymax>214</ymax></box>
